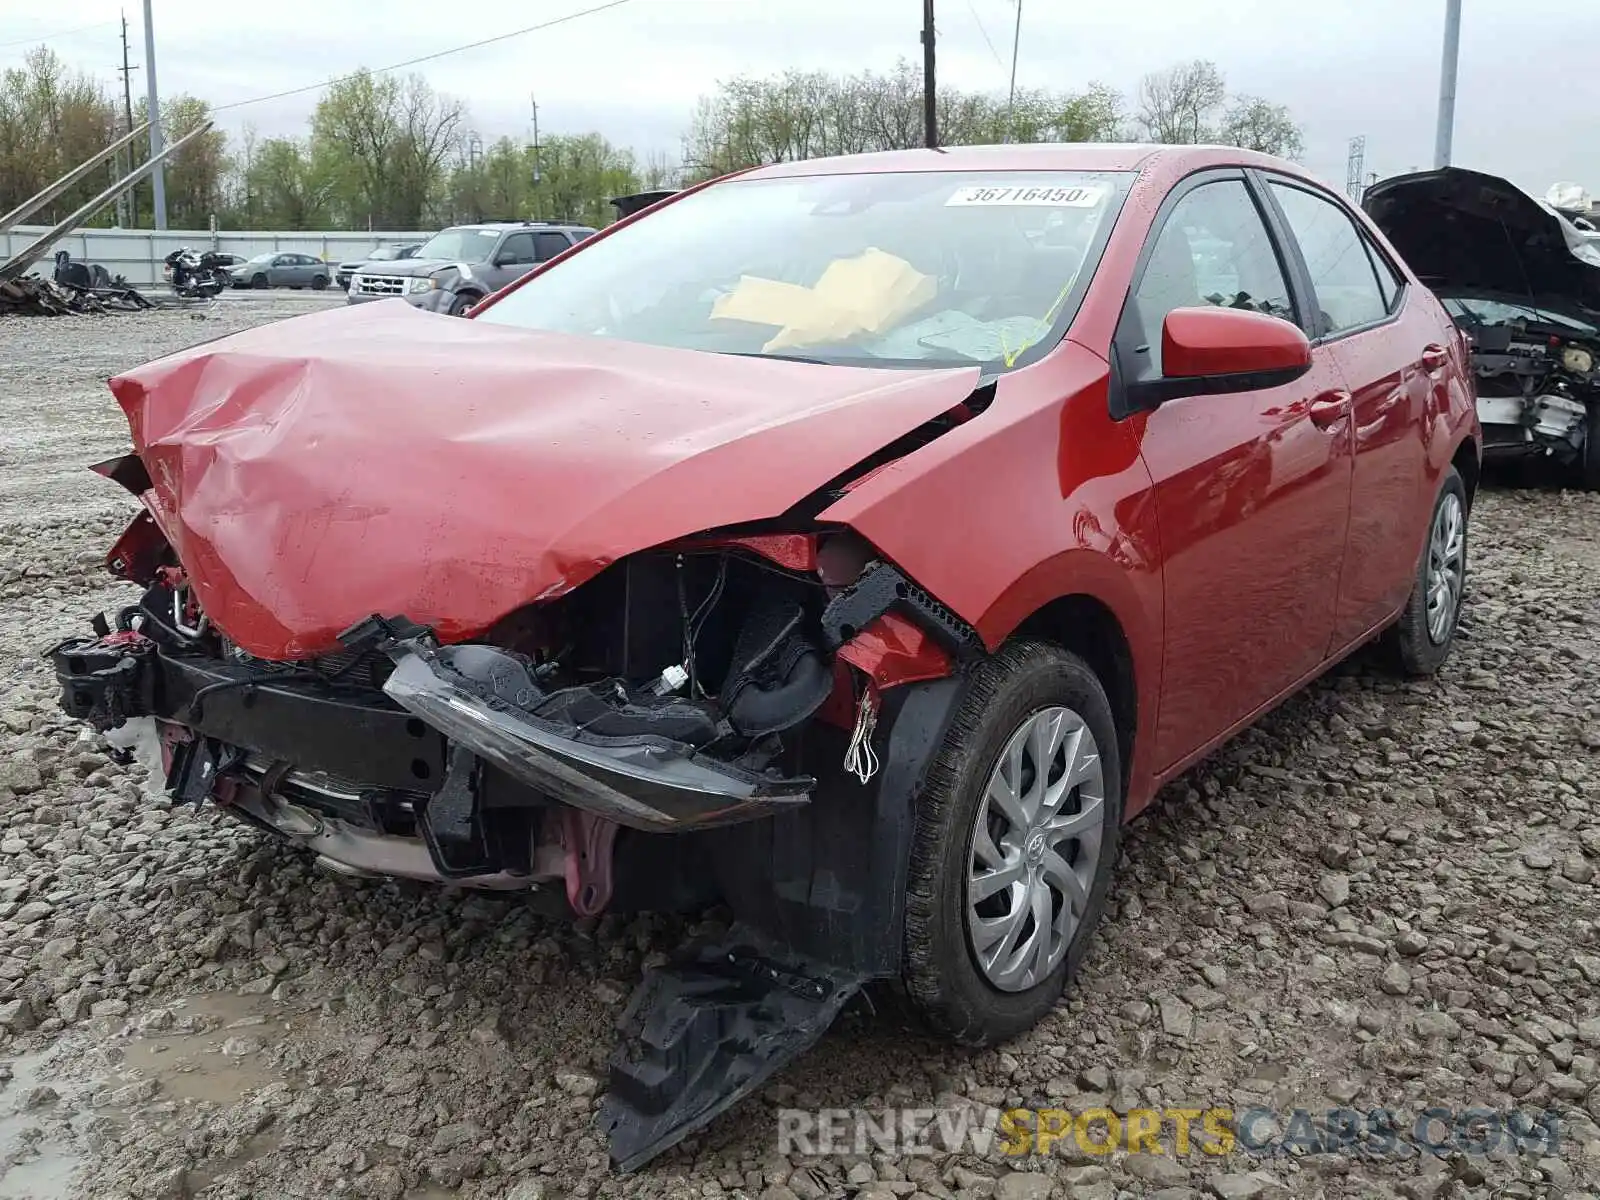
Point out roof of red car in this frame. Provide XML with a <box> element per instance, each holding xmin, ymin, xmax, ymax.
<box><xmin>744</xmin><ymin>142</ymin><xmax>1307</xmax><ymax>180</ymax></box>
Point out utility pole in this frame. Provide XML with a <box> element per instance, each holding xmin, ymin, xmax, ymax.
<box><xmin>921</xmin><ymin>0</ymin><xmax>938</xmax><ymax>149</ymax></box>
<box><xmin>142</xmin><ymin>0</ymin><xmax>166</xmax><ymax>230</ymax></box>
<box><xmin>1004</xmin><ymin>0</ymin><xmax>1023</xmax><ymax>143</ymax></box>
<box><xmin>114</xmin><ymin>11</ymin><xmax>140</xmax><ymax>228</ymax></box>
<box><xmin>530</xmin><ymin>95</ymin><xmax>542</xmax><ymax>220</ymax></box>
<box><xmin>1434</xmin><ymin>0</ymin><xmax>1462</xmax><ymax>169</ymax></box>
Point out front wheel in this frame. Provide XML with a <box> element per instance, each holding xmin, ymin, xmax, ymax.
<box><xmin>252</xmin><ymin>273</ymin><xmax>268</xmax><ymax>289</ymax></box>
<box><xmin>903</xmin><ymin>641</ymin><xmax>1121</xmax><ymax>1046</ymax></box>
<box><xmin>447</xmin><ymin>293</ymin><xmax>476</xmax><ymax>316</ymax></box>
<box><xmin>1384</xmin><ymin>465</ymin><xmax>1468</xmax><ymax>676</ymax></box>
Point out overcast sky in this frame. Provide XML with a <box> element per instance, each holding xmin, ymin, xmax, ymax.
<box><xmin>3</xmin><ymin>0</ymin><xmax>1591</xmax><ymax>196</ymax></box>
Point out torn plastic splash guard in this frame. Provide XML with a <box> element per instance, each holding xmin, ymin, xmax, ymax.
<box><xmin>378</xmin><ymin>639</ymin><xmax>813</xmax><ymax>832</ymax></box>
<box><xmin>601</xmin><ymin>932</ymin><xmax>864</xmax><ymax>1172</ymax></box>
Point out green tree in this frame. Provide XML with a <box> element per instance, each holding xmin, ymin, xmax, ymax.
<box><xmin>0</xmin><ymin>47</ymin><xmax>117</xmax><ymax>225</ymax></box>
<box><xmin>311</xmin><ymin>69</ymin><xmax>463</xmax><ymax>228</ymax></box>
<box><xmin>127</xmin><ymin>93</ymin><xmax>229</xmax><ymax>227</ymax></box>
<box><xmin>530</xmin><ymin>133</ymin><xmax>642</xmax><ymax>227</ymax></box>
<box><xmin>246</xmin><ymin>137</ymin><xmax>333</xmax><ymax>229</ymax></box>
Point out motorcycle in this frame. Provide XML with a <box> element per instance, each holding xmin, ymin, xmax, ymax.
<box><xmin>163</xmin><ymin>247</ymin><xmax>230</xmax><ymax>299</ymax></box>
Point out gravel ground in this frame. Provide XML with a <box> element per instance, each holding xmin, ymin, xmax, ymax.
<box><xmin>1</xmin><ymin>300</ymin><xmax>1598</xmax><ymax>1200</ymax></box>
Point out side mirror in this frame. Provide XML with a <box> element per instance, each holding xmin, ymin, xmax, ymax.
<box><xmin>1132</xmin><ymin>307</ymin><xmax>1312</xmax><ymax>406</ymax></box>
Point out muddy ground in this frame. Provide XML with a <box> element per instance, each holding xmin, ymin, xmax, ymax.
<box><xmin>1</xmin><ymin>298</ymin><xmax>1598</xmax><ymax>1200</ymax></box>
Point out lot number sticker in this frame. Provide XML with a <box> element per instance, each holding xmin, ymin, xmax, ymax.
<box><xmin>946</xmin><ymin>184</ymin><xmax>1105</xmax><ymax>207</ymax></box>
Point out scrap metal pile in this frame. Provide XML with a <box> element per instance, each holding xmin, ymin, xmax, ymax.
<box><xmin>2</xmin><ymin>116</ymin><xmax>210</xmax><ymax>318</ymax></box>
<box><xmin>0</xmin><ymin>273</ymin><xmax>152</xmax><ymax>316</ymax></box>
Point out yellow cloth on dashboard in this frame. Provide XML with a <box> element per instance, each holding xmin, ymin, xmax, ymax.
<box><xmin>710</xmin><ymin>248</ymin><xmax>936</xmax><ymax>352</ymax></box>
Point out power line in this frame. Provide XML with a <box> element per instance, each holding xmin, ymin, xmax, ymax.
<box><xmin>0</xmin><ymin>19</ymin><xmax>119</xmax><ymax>52</ymax></box>
<box><xmin>212</xmin><ymin>0</ymin><xmax>637</xmax><ymax>114</ymax></box>
<box><xmin>964</xmin><ymin>0</ymin><xmax>1006</xmax><ymax>72</ymax></box>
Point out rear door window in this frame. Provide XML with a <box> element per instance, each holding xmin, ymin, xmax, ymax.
<box><xmin>497</xmin><ymin>233</ymin><xmax>536</xmax><ymax>264</ymax></box>
<box><xmin>1268</xmin><ymin>182</ymin><xmax>1391</xmax><ymax>336</ymax></box>
<box><xmin>534</xmin><ymin>232</ymin><xmax>572</xmax><ymax>261</ymax></box>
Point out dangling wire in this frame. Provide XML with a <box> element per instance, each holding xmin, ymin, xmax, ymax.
<box><xmin>844</xmin><ymin>689</ymin><xmax>880</xmax><ymax>785</ymax></box>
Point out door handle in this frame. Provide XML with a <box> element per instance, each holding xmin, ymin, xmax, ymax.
<box><xmin>1308</xmin><ymin>389</ymin><xmax>1352</xmax><ymax>429</ymax></box>
<box><xmin>1420</xmin><ymin>343</ymin><xmax>1449</xmax><ymax>371</ymax></box>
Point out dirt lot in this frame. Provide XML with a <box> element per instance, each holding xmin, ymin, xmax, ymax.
<box><xmin>1</xmin><ymin>299</ymin><xmax>1598</xmax><ymax>1200</ymax></box>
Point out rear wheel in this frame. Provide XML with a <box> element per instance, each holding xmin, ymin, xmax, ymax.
<box><xmin>1384</xmin><ymin>465</ymin><xmax>1467</xmax><ymax>676</ymax></box>
<box><xmin>904</xmin><ymin>641</ymin><xmax>1121</xmax><ymax>1046</ymax></box>
<box><xmin>312</xmin><ymin>274</ymin><xmax>329</xmax><ymax>291</ymax></box>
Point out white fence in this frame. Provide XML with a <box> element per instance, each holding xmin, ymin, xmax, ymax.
<box><xmin>2</xmin><ymin>225</ymin><xmax>434</xmax><ymax>288</ymax></box>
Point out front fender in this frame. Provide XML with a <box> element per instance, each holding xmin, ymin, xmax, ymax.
<box><xmin>820</xmin><ymin>341</ymin><xmax>1164</xmax><ymax>804</ymax></box>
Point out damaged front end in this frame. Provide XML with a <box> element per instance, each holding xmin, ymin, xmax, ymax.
<box><xmin>52</xmin><ymin>483</ymin><xmax>976</xmax><ymax>1169</ymax></box>
<box><xmin>1363</xmin><ymin>166</ymin><xmax>1600</xmax><ymax>484</ymax></box>
<box><xmin>54</xmin><ymin>308</ymin><xmax>1003</xmax><ymax>1170</ymax></box>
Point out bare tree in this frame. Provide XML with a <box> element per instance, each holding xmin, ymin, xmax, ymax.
<box><xmin>1135</xmin><ymin>59</ymin><xmax>1227</xmax><ymax>144</ymax></box>
<box><xmin>683</xmin><ymin>58</ymin><xmax>1140</xmax><ymax>175</ymax></box>
<box><xmin>394</xmin><ymin>74</ymin><xmax>465</xmax><ymax>226</ymax></box>
<box><xmin>1218</xmin><ymin>96</ymin><xmax>1304</xmax><ymax>159</ymax></box>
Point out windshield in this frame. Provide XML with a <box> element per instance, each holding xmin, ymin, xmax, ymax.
<box><xmin>415</xmin><ymin>228</ymin><xmax>500</xmax><ymax>262</ymax></box>
<box><xmin>367</xmin><ymin>245</ymin><xmax>401</xmax><ymax>260</ymax></box>
<box><xmin>244</xmin><ymin>253</ymin><xmax>274</xmax><ymax>265</ymax></box>
<box><xmin>475</xmin><ymin>170</ymin><xmax>1134</xmax><ymax>369</ymax></box>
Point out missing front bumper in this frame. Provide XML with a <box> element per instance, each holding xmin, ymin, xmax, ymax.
<box><xmin>50</xmin><ymin>622</ymin><xmax>814</xmax><ymax>849</ymax></box>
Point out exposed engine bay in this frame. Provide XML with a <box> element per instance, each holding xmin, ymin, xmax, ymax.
<box><xmin>53</xmin><ymin>520</ymin><xmax>972</xmax><ymax>891</ymax></box>
<box><xmin>1363</xmin><ymin>165</ymin><xmax>1600</xmax><ymax>487</ymax></box>
<box><xmin>1444</xmin><ymin>294</ymin><xmax>1600</xmax><ymax>467</ymax></box>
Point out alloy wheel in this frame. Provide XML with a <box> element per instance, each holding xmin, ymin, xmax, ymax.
<box><xmin>1425</xmin><ymin>491</ymin><xmax>1465</xmax><ymax>644</ymax></box>
<box><xmin>965</xmin><ymin>706</ymin><xmax>1105</xmax><ymax>993</ymax></box>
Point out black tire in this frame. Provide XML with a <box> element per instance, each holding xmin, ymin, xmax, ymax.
<box><xmin>251</xmin><ymin>273</ymin><xmax>268</xmax><ymax>289</ymax></box>
<box><xmin>904</xmin><ymin>641</ymin><xmax>1122</xmax><ymax>1046</ymax></box>
<box><xmin>447</xmin><ymin>293</ymin><xmax>477</xmax><ymax>317</ymax></box>
<box><xmin>1583</xmin><ymin>403</ymin><xmax>1600</xmax><ymax>491</ymax></box>
<box><xmin>1383</xmin><ymin>465</ymin><xmax>1468</xmax><ymax>676</ymax></box>
<box><xmin>311</xmin><ymin>274</ymin><xmax>329</xmax><ymax>291</ymax></box>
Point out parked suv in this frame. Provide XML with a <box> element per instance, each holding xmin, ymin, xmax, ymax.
<box><xmin>346</xmin><ymin>221</ymin><xmax>595</xmax><ymax>315</ymax></box>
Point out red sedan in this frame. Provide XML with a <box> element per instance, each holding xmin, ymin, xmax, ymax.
<box><xmin>52</xmin><ymin>144</ymin><xmax>1478</xmax><ymax>1168</ymax></box>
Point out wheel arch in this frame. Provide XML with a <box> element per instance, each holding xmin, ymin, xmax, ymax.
<box><xmin>1008</xmin><ymin>592</ymin><xmax>1138</xmax><ymax>814</ymax></box>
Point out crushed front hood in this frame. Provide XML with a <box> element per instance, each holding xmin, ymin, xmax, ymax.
<box><xmin>109</xmin><ymin>302</ymin><xmax>979</xmax><ymax>659</ymax></box>
<box><xmin>1363</xmin><ymin>166</ymin><xmax>1600</xmax><ymax>315</ymax></box>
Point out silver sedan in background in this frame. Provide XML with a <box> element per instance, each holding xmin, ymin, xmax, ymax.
<box><xmin>228</xmin><ymin>252</ymin><xmax>332</xmax><ymax>290</ymax></box>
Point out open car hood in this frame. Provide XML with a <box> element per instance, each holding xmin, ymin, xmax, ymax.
<box><xmin>1363</xmin><ymin>166</ymin><xmax>1600</xmax><ymax>317</ymax></box>
<box><xmin>109</xmin><ymin>301</ymin><xmax>980</xmax><ymax>660</ymax></box>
